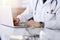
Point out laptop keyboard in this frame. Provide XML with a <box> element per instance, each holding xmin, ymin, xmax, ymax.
<box><xmin>1</xmin><ymin>24</ymin><xmax>27</xmax><ymax>28</ymax></box>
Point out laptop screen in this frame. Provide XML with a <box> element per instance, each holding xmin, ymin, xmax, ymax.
<box><xmin>0</xmin><ymin>6</ymin><xmax>14</xmax><ymax>27</ymax></box>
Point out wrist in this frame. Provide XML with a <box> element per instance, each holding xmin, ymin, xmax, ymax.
<box><xmin>39</xmin><ymin>22</ymin><xmax>44</xmax><ymax>28</ymax></box>
<box><xmin>34</xmin><ymin>22</ymin><xmax>44</xmax><ymax>28</ymax></box>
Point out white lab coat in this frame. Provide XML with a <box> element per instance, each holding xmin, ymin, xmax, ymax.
<box><xmin>40</xmin><ymin>0</ymin><xmax>60</xmax><ymax>40</ymax></box>
<box><xmin>17</xmin><ymin>0</ymin><xmax>60</xmax><ymax>40</ymax></box>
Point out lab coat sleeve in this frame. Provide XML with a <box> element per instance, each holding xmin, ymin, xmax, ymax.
<box><xmin>17</xmin><ymin>0</ymin><xmax>33</xmax><ymax>22</ymax></box>
<box><xmin>17</xmin><ymin>7</ymin><xmax>33</xmax><ymax>22</ymax></box>
<box><xmin>45</xmin><ymin>3</ymin><xmax>60</xmax><ymax>29</ymax></box>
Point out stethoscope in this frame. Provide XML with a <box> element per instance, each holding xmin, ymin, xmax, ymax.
<box><xmin>34</xmin><ymin>0</ymin><xmax>59</xmax><ymax>20</ymax></box>
<box><xmin>34</xmin><ymin>0</ymin><xmax>58</xmax><ymax>15</ymax></box>
<box><xmin>50</xmin><ymin>0</ymin><xmax>58</xmax><ymax>19</ymax></box>
<box><xmin>34</xmin><ymin>0</ymin><xmax>39</xmax><ymax>15</ymax></box>
<box><xmin>50</xmin><ymin>0</ymin><xmax>58</xmax><ymax>14</ymax></box>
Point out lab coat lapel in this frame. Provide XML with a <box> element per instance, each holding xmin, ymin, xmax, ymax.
<box><xmin>42</xmin><ymin>0</ymin><xmax>52</xmax><ymax>8</ymax></box>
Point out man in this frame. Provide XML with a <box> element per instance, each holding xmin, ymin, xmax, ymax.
<box><xmin>14</xmin><ymin>0</ymin><xmax>60</xmax><ymax>40</ymax></box>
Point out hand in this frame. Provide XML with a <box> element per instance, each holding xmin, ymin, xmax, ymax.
<box><xmin>25</xmin><ymin>20</ymin><xmax>41</xmax><ymax>28</ymax></box>
<box><xmin>13</xmin><ymin>18</ymin><xmax>20</xmax><ymax>26</ymax></box>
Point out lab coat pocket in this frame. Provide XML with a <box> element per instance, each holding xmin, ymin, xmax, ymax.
<box><xmin>44</xmin><ymin>13</ymin><xmax>55</xmax><ymax>21</ymax></box>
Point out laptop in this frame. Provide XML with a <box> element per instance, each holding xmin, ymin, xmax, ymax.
<box><xmin>0</xmin><ymin>6</ymin><xmax>27</xmax><ymax>28</ymax></box>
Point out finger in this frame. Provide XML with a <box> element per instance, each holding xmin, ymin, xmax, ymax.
<box><xmin>13</xmin><ymin>18</ymin><xmax>20</xmax><ymax>26</ymax></box>
<box><xmin>24</xmin><ymin>22</ymin><xmax>30</xmax><ymax>27</ymax></box>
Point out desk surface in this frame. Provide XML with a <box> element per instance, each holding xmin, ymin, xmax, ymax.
<box><xmin>0</xmin><ymin>24</ymin><xmax>41</xmax><ymax>40</ymax></box>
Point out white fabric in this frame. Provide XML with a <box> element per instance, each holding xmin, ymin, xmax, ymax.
<box><xmin>17</xmin><ymin>0</ymin><xmax>60</xmax><ymax>40</ymax></box>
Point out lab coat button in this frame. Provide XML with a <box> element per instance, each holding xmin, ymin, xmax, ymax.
<box><xmin>47</xmin><ymin>12</ymin><xmax>49</xmax><ymax>13</ymax></box>
<box><xmin>54</xmin><ymin>13</ymin><xmax>56</xmax><ymax>14</ymax></box>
